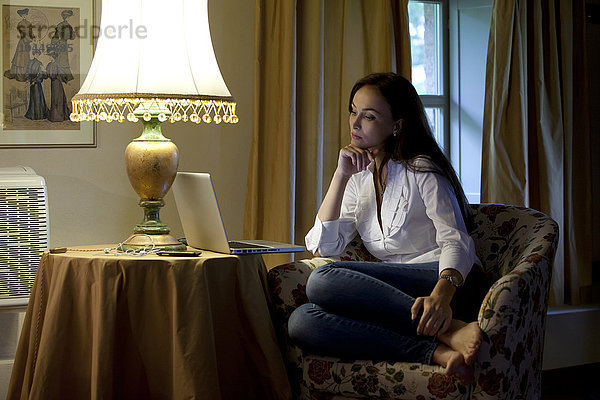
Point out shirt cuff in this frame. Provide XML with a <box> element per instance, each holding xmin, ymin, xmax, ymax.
<box><xmin>305</xmin><ymin>216</ymin><xmax>341</xmax><ymax>255</ymax></box>
<box><xmin>438</xmin><ymin>245</ymin><xmax>474</xmax><ymax>280</ymax></box>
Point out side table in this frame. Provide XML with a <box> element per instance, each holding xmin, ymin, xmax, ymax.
<box><xmin>7</xmin><ymin>246</ymin><xmax>292</xmax><ymax>400</ymax></box>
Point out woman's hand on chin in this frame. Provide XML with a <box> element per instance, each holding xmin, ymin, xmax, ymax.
<box><xmin>336</xmin><ymin>144</ymin><xmax>374</xmax><ymax>177</ymax></box>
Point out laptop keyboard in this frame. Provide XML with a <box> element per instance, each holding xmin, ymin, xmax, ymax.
<box><xmin>229</xmin><ymin>241</ymin><xmax>268</xmax><ymax>249</ymax></box>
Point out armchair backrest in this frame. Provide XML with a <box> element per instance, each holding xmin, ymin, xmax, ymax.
<box><xmin>469</xmin><ymin>204</ymin><xmax>559</xmax><ymax>281</ymax></box>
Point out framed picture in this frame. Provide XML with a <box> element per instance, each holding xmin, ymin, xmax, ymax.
<box><xmin>0</xmin><ymin>0</ymin><xmax>95</xmax><ymax>147</ymax></box>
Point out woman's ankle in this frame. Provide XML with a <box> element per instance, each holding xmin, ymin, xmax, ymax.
<box><xmin>437</xmin><ymin>321</ymin><xmax>482</xmax><ymax>366</ymax></box>
<box><xmin>432</xmin><ymin>343</ymin><xmax>453</xmax><ymax>367</ymax></box>
<box><xmin>437</xmin><ymin>319</ymin><xmax>467</xmax><ymax>347</ymax></box>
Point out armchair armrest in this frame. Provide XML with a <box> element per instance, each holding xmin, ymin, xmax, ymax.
<box><xmin>268</xmin><ymin>257</ymin><xmax>337</xmax><ymax>326</ymax></box>
<box><xmin>473</xmin><ymin>214</ymin><xmax>558</xmax><ymax>399</ymax></box>
<box><xmin>267</xmin><ymin>257</ymin><xmax>338</xmax><ymax>396</ymax></box>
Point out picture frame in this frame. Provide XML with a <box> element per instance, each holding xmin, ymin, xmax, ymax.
<box><xmin>0</xmin><ymin>0</ymin><xmax>96</xmax><ymax>148</ymax></box>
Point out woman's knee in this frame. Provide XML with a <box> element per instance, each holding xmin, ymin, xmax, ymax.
<box><xmin>288</xmin><ymin>303</ymin><xmax>326</xmax><ymax>345</ymax></box>
<box><xmin>306</xmin><ymin>263</ymin><xmax>336</xmax><ymax>301</ymax></box>
<box><xmin>306</xmin><ymin>262</ymin><xmax>375</xmax><ymax>305</ymax></box>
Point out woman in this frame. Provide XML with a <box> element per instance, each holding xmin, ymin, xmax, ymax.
<box><xmin>5</xmin><ymin>8</ymin><xmax>33</xmax><ymax>82</ymax></box>
<box><xmin>50</xmin><ymin>9</ymin><xmax>75</xmax><ymax>83</ymax></box>
<box><xmin>46</xmin><ymin>50</ymin><xmax>71</xmax><ymax>122</ymax></box>
<box><xmin>24</xmin><ymin>48</ymin><xmax>49</xmax><ymax>120</ymax></box>
<box><xmin>288</xmin><ymin>73</ymin><xmax>489</xmax><ymax>385</ymax></box>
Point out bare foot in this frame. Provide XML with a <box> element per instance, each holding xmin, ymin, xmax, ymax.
<box><xmin>438</xmin><ymin>321</ymin><xmax>482</xmax><ymax>366</ymax></box>
<box><xmin>432</xmin><ymin>344</ymin><xmax>475</xmax><ymax>385</ymax></box>
<box><xmin>445</xmin><ymin>351</ymin><xmax>475</xmax><ymax>385</ymax></box>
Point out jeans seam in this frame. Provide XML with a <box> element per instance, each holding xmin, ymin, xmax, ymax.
<box><xmin>331</xmin><ymin>261</ymin><xmax>440</xmax><ymax>274</ymax></box>
<box><xmin>317</xmin><ymin>267</ymin><xmax>404</xmax><ymax>290</ymax></box>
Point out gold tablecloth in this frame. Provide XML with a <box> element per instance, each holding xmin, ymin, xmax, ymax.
<box><xmin>7</xmin><ymin>247</ymin><xmax>292</xmax><ymax>400</ymax></box>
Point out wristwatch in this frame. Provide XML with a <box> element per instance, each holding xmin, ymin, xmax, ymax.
<box><xmin>439</xmin><ymin>274</ymin><xmax>462</xmax><ymax>288</ymax></box>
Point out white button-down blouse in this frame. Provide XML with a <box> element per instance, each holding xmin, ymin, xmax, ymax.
<box><xmin>305</xmin><ymin>158</ymin><xmax>477</xmax><ymax>279</ymax></box>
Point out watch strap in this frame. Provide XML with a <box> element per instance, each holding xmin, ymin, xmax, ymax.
<box><xmin>439</xmin><ymin>274</ymin><xmax>462</xmax><ymax>288</ymax></box>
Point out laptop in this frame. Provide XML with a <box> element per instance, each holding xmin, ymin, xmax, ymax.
<box><xmin>171</xmin><ymin>172</ymin><xmax>305</xmax><ymax>255</ymax></box>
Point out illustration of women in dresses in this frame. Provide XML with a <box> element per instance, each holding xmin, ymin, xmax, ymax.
<box><xmin>24</xmin><ymin>49</ymin><xmax>49</xmax><ymax>120</ymax></box>
<box><xmin>4</xmin><ymin>8</ymin><xmax>34</xmax><ymax>82</ymax></box>
<box><xmin>50</xmin><ymin>9</ymin><xmax>74</xmax><ymax>82</ymax></box>
<box><xmin>46</xmin><ymin>51</ymin><xmax>71</xmax><ymax>122</ymax></box>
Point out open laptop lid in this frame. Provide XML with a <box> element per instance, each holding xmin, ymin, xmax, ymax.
<box><xmin>172</xmin><ymin>172</ymin><xmax>305</xmax><ymax>254</ymax></box>
<box><xmin>172</xmin><ymin>172</ymin><xmax>232</xmax><ymax>254</ymax></box>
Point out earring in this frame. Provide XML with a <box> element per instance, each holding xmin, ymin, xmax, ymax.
<box><xmin>393</xmin><ymin>130</ymin><xmax>398</xmax><ymax>137</ymax></box>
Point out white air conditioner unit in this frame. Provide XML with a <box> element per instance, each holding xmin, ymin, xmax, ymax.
<box><xmin>0</xmin><ymin>166</ymin><xmax>49</xmax><ymax>308</ymax></box>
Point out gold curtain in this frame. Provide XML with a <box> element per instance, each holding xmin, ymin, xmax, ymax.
<box><xmin>481</xmin><ymin>0</ymin><xmax>592</xmax><ymax>305</ymax></box>
<box><xmin>245</xmin><ymin>0</ymin><xmax>411</xmax><ymax>267</ymax></box>
<box><xmin>244</xmin><ymin>0</ymin><xmax>296</xmax><ymax>267</ymax></box>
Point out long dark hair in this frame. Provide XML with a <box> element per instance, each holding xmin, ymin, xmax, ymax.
<box><xmin>349</xmin><ymin>72</ymin><xmax>474</xmax><ymax>231</ymax></box>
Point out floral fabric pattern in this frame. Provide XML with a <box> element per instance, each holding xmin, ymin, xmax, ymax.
<box><xmin>268</xmin><ymin>204</ymin><xmax>559</xmax><ymax>400</ymax></box>
<box><xmin>301</xmin><ymin>355</ymin><xmax>468</xmax><ymax>399</ymax></box>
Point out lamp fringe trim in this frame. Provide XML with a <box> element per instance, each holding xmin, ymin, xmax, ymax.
<box><xmin>70</xmin><ymin>97</ymin><xmax>238</xmax><ymax>124</ymax></box>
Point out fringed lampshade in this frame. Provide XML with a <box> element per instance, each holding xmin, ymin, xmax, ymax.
<box><xmin>71</xmin><ymin>0</ymin><xmax>237</xmax><ymax>251</ymax></box>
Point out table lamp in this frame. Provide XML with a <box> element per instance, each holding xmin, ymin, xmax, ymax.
<box><xmin>70</xmin><ymin>0</ymin><xmax>237</xmax><ymax>251</ymax></box>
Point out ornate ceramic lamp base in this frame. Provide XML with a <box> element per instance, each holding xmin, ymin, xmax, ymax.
<box><xmin>120</xmin><ymin>107</ymin><xmax>186</xmax><ymax>253</ymax></box>
<box><xmin>120</xmin><ymin>234</ymin><xmax>185</xmax><ymax>252</ymax></box>
<box><xmin>120</xmin><ymin>199</ymin><xmax>186</xmax><ymax>252</ymax></box>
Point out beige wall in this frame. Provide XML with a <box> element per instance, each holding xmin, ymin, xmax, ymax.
<box><xmin>0</xmin><ymin>0</ymin><xmax>255</xmax><ymax>248</ymax></box>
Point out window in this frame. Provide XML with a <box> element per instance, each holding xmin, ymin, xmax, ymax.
<box><xmin>408</xmin><ymin>0</ymin><xmax>448</xmax><ymax>151</ymax></box>
<box><xmin>409</xmin><ymin>0</ymin><xmax>492</xmax><ymax>204</ymax></box>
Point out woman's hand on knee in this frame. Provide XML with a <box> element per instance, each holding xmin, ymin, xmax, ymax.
<box><xmin>411</xmin><ymin>296</ymin><xmax>452</xmax><ymax>336</ymax></box>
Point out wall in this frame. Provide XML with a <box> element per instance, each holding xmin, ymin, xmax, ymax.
<box><xmin>0</xmin><ymin>0</ymin><xmax>255</xmax><ymax>248</ymax></box>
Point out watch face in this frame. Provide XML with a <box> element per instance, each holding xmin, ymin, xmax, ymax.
<box><xmin>441</xmin><ymin>275</ymin><xmax>460</xmax><ymax>287</ymax></box>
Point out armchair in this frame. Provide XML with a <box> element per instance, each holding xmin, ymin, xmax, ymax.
<box><xmin>268</xmin><ymin>204</ymin><xmax>559</xmax><ymax>399</ymax></box>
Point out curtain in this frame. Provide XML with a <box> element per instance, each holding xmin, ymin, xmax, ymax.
<box><xmin>245</xmin><ymin>0</ymin><xmax>411</xmax><ymax>267</ymax></box>
<box><xmin>481</xmin><ymin>0</ymin><xmax>592</xmax><ymax>305</ymax></box>
<box><xmin>244</xmin><ymin>0</ymin><xmax>296</xmax><ymax>268</ymax></box>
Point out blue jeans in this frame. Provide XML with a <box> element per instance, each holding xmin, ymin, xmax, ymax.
<box><xmin>288</xmin><ymin>261</ymin><xmax>487</xmax><ymax>364</ymax></box>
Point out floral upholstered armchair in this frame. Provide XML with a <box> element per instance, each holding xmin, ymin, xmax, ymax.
<box><xmin>268</xmin><ymin>204</ymin><xmax>559</xmax><ymax>400</ymax></box>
